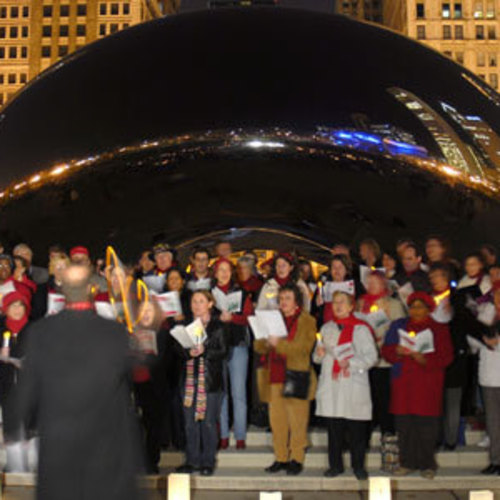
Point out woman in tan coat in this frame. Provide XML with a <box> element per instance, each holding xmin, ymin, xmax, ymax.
<box><xmin>254</xmin><ymin>283</ymin><xmax>317</xmax><ymax>476</ymax></box>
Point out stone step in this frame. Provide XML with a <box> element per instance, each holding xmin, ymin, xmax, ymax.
<box><xmin>240</xmin><ymin>428</ymin><xmax>485</xmax><ymax>447</ymax></box>
<box><xmin>158</xmin><ymin>445</ymin><xmax>490</xmax><ymax>469</ymax></box>
<box><xmin>5</xmin><ymin>468</ymin><xmax>500</xmax><ymax>492</ymax></box>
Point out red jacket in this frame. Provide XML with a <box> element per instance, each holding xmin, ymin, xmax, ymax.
<box><xmin>381</xmin><ymin>317</ymin><xmax>453</xmax><ymax>417</ymax></box>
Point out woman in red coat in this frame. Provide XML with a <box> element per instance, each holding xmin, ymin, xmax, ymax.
<box><xmin>382</xmin><ymin>291</ymin><xmax>453</xmax><ymax>479</ymax></box>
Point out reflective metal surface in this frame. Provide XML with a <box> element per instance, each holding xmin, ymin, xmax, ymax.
<box><xmin>0</xmin><ymin>7</ymin><xmax>498</xmax><ymax>260</ymax></box>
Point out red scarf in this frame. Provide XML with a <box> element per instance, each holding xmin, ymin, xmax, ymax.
<box><xmin>274</xmin><ymin>275</ymin><xmax>290</xmax><ymax>287</ymax></box>
<box><xmin>332</xmin><ymin>314</ymin><xmax>367</xmax><ymax>380</ymax></box>
<box><xmin>406</xmin><ymin>316</ymin><xmax>434</xmax><ymax>334</ymax></box>
<box><xmin>65</xmin><ymin>302</ymin><xmax>95</xmax><ymax>311</ymax></box>
<box><xmin>217</xmin><ymin>282</ymin><xmax>231</xmax><ymax>294</ymax></box>
<box><xmin>269</xmin><ymin>308</ymin><xmax>301</xmax><ymax>384</ymax></box>
<box><xmin>360</xmin><ymin>292</ymin><xmax>388</xmax><ymax>314</ymax></box>
<box><xmin>6</xmin><ymin>316</ymin><xmax>28</xmax><ymax>335</ymax></box>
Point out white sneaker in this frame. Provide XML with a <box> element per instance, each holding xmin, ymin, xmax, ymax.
<box><xmin>477</xmin><ymin>435</ymin><xmax>490</xmax><ymax>448</ymax></box>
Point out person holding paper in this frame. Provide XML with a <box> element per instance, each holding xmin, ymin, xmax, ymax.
<box><xmin>212</xmin><ymin>258</ymin><xmax>254</xmax><ymax>450</ymax></box>
<box><xmin>0</xmin><ymin>254</ymin><xmax>32</xmax><ymax>316</ymax></box>
<box><xmin>468</xmin><ymin>289</ymin><xmax>500</xmax><ymax>476</ymax></box>
<box><xmin>313</xmin><ymin>254</ymin><xmax>355</xmax><ymax>327</ymax></box>
<box><xmin>176</xmin><ymin>290</ymin><xmax>228</xmax><ymax>477</ymax></box>
<box><xmin>131</xmin><ymin>300</ymin><xmax>168</xmax><ymax>474</ymax></box>
<box><xmin>314</xmin><ymin>290</ymin><xmax>378</xmax><ymax>480</ymax></box>
<box><xmin>94</xmin><ymin>265</ymin><xmax>133</xmax><ymax>323</ymax></box>
<box><xmin>256</xmin><ymin>253</ymin><xmax>311</xmax><ymax>313</ymax></box>
<box><xmin>382</xmin><ymin>291</ymin><xmax>453</xmax><ymax>479</ymax></box>
<box><xmin>394</xmin><ymin>244</ymin><xmax>431</xmax><ymax>293</ymax></box>
<box><xmin>254</xmin><ymin>283</ymin><xmax>317</xmax><ymax>476</ymax></box>
<box><xmin>457</xmin><ymin>252</ymin><xmax>492</xmax><ymax>297</ymax></box>
<box><xmin>134</xmin><ymin>250</ymin><xmax>156</xmax><ymax>280</ymax></box>
<box><xmin>0</xmin><ymin>290</ymin><xmax>31</xmax><ymax>472</ymax></box>
<box><xmin>424</xmin><ymin>236</ymin><xmax>461</xmax><ymax>283</ymax></box>
<box><xmin>236</xmin><ymin>255</ymin><xmax>263</xmax><ymax>302</ymax></box>
<box><xmin>152</xmin><ymin>243</ymin><xmax>177</xmax><ymax>276</ymax></box>
<box><xmin>359</xmin><ymin>238</ymin><xmax>383</xmax><ymax>270</ymax></box>
<box><xmin>164</xmin><ymin>267</ymin><xmax>192</xmax><ymax>323</ymax></box>
<box><xmin>356</xmin><ymin>271</ymin><xmax>405</xmax><ymax>461</ymax></box>
<box><xmin>186</xmin><ymin>247</ymin><xmax>213</xmax><ymax>292</ymax></box>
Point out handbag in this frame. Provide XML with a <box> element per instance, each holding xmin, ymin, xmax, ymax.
<box><xmin>282</xmin><ymin>369</ymin><xmax>310</xmax><ymax>400</ymax></box>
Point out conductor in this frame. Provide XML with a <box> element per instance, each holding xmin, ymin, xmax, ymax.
<box><xmin>16</xmin><ymin>264</ymin><xmax>142</xmax><ymax>500</ymax></box>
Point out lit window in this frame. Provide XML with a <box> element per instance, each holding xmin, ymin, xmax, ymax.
<box><xmin>442</xmin><ymin>2</ymin><xmax>450</xmax><ymax>18</ymax></box>
<box><xmin>8</xmin><ymin>47</ymin><xmax>17</xmax><ymax>58</ymax></box>
<box><xmin>8</xmin><ymin>74</ymin><xmax>16</xmax><ymax>84</ymax></box>
<box><xmin>77</xmin><ymin>4</ymin><xmax>86</xmax><ymax>16</ymax></box>
<box><xmin>476</xmin><ymin>25</ymin><xmax>485</xmax><ymax>39</ymax></box>
<box><xmin>41</xmin><ymin>46</ymin><xmax>51</xmax><ymax>58</ymax></box>
<box><xmin>490</xmin><ymin>74</ymin><xmax>498</xmax><ymax>88</ymax></box>
<box><xmin>417</xmin><ymin>25</ymin><xmax>426</xmax><ymax>39</ymax></box>
<box><xmin>60</xmin><ymin>5</ymin><xmax>70</xmax><ymax>17</ymax></box>
<box><xmin>455</xmin><ymin>25</ymin><xmax>463</xmax><ymax>39</ymax></box>
<box><xmin>454</xmin><ymin>2</ymin><xmax>462</xmax><ymax>18</ymax></box>
<box><xmin>486</xmin><ymin>0</ymin><xmax>495</xmax><ymax>18</ymax></box>
<box><xmin>42</xmin><ymin>25</ymin><xmax>51</xmax><ymax>37</ymax></box>
<box><xmin>43</xmin><ymin>5</ymin><xmax>53</xmax><ymax>17</ymax></box>
<box><xmin>474</xmin><ymin>0</ymin><xmax>484</xmax><ymax>18</ymax></box>
<box><xmin>59</xmin><ymin>25</ymin><xmax>69</xmax><ymax>37</ymax></box>
<box><xmin>22</xmin><ymin>26</ymin><xmax>28</xmax><ymax>37</ymax></box>
<box><xmin>76</xmin><ymin>24</ymin><xmax>86</xmax><ymax>37</ymax></box>
<box><xmin>100</xmin><ymin>3</ymin><xmax>106</xmax><ymax>15</ymax></box>
<box><xmin>443</xmin><ymin>25</ymin><xmax>452</xmax><ymax>39</ymax></box>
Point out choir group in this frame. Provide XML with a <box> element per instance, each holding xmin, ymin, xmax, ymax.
<box><xmin>0</xmin><ymin>235</ymin><xmax>499</xmax><ymax>480</ymax></box>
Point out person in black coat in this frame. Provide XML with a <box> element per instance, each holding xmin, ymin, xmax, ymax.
<box><xmin>394</xmin><ymin>244</ymin><xmax>431</xmax><ymax>293</ymax></box>
<box><xmin>175</xmin><ymin>289</ymin><xmax>228</xmax><ymax>477</ymax></box>
<box><xmin>15</xmin><ymin>264</ymin><xmax>142</xmax><ymax>500</ymax></box>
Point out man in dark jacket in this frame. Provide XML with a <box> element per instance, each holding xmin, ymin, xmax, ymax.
<box><xmin>394</xmin><ymin>244</ymin><xmax>431</xmax><ymax>293</ymax></box>
<box><xmin>16</xmin><ymin>264</ymin><xmax>142</xmax><ymax>500</ymax></box>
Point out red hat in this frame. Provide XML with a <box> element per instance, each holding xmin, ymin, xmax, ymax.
<box><xmin>275</xmin><ymin>252</ymin><xmax>295</xmax><ymax>265</ymax></box>
<box><xmin>70</xmin><ymin>246</ymin><xmax>89</xmax><ymax>258</ymax></box>
<box><xmin>2</xmin><ymin>290</ymin><xmax>31</xmax><ymax>317</ymax></box>
<box><xmin>407</xmin><ymin>291</ymin><xmax>436</xmax><ymax>312</ymax></box>
<box><xmin>212</xmin><ymin>257</ymin><xmax>233</xmax><ymax>274</ymax></box>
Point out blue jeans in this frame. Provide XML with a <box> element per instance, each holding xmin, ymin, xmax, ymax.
<box><xmin>220</xmin><ymin>345</ymin><xmax>249</xmax><ymax>441</ymax></box>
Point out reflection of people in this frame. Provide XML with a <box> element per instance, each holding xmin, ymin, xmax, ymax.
<box><xmin>16</xmin><ymin>264</ymin><xmax>141</xmax><ymax>500</ymax></box>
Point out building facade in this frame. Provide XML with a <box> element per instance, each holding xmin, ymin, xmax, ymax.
<box><xmin>0</xmin><ymin>0</ymin><xmax>176</xmax><ymax>108</ymax></box>
<box><xmin>335</xmin><ymin>0</ymin><xmax>383</xmax><ymax>22</ymax></box>
<box><xmin>381</xmin><ymin>0</ymin><xmax>499</xmax><ymax>90</ymax></box>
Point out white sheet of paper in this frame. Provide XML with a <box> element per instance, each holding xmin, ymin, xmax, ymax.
<box><xmin>333</xmin><ymin>342</ymin><xmax>355</xmax><ymax>361</ymax></box>
<box><xmin>431</xmin><ymin>299</ymin><xmax>453</xmax><ymax>324</ymax></box>
<box><xmin>152</xmin><ymin>291</ymin><xmax>182</xmax><ymax>317</ymax></box>
<box><xmin>480</xmin><ymin>279</ymin><xmax>492</xmax><ymax>296</ymax></box>
<box><xmin>170</xmin><ymin>325</ymin><xmax>196</xmax><ymax>349</ymax></box>
<box><xmin>95</xmin><ymin>301</ymin><xmax>117</xmax><ymax>320</ymax></box>
<box><xmin>323</xmin><ymin>280</ymin><xmax>355</xmax><ymax>302</ymax></box>
<box><xmin>143</xmin><ymin>275</ymin><xmax>166</xmax><ymax>294</ymax></box>
<box><xmin>171</xmin><ymin>319</ymin><xmax>207</xmax><ymax>348</ymax></box>
<box><xmin>212</xmin><ymin>288</ymin><xmax>243</xmax><ymax>313</ymax></box>
<box><xmin>398</xmin><ymin>282</ymin><xmax>414</xmax><ymax>309</ymax></box>
<box><xmin>478</xmin><ymin>302</ymin><xmax>497</xmax><ymax>326</ymax></box>
<box><xmin>47</xmin><ymin>293</ymin><xmax>66</xmax><ymax>316</ymax></box>
<box><xmin>0</xmin><ymin>281</ymin><xmax>16</xmax><ymax>311</ymax></box>
<box><xmin>187</xmin><ymin>278</ymin><xmax>212</xmax><ymax>292</ymax></box>
<box><xmin>398</xmin><ymin>328</ymin><xmax>435</xmax><ymax>353</ymax></box>
<box><xmin>355</xmin><ymin>308</ymin><xmax>390</xmax><ymax>329</ymax></box>
<box><xmin>359</xmin><ymin>265</ymin><xmax>385</xmax><ymax>289</ymax></box>
<box><xmin>255</xmin><ymin>310</ymin><xmax>288</xmax><ymax>338</ymax></box>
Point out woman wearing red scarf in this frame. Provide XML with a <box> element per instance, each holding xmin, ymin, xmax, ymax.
<box><xmin>212</xmin><ymin>258</ymin><xmax>254</xmax><ymax>450</ymax></box>
<box><xmin>382</xmin><ymin>292</ymin><xmax>453</xmax><ymax>479</ymax></box>
<box><xmin>356</xmin><ymin>271</ymin><xmax>405</xmax><ymax>461</ymax></box>
<box><xmin>0</xmin><ymin>290</ymin><xmax>31</xmax><ymax>472</ymax></box>
<box><xmin>254</xmin><ymin>283</ymin><xmax>317</xmax><ymax>476</ymax></box>
<box><xmin>314</xmin><ymin>291</ymin><xmax>378</xmax><ymax>480</ymax></box>
<box><xmin>256</xmin><ymin>253</ymin><xmax>311</xmax><ymax>313</ymax></box>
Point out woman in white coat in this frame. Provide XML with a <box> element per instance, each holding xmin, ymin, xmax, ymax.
<box><xmin>313</xmin><ymin>291</ymin><xmax>378</xmax><ymax>480</ymax></box>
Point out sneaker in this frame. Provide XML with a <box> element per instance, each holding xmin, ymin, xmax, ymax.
<box><xmin>420</xmin><ymin>469</ymin><xmax>435</xmax><ymax>480</ymax></box>
<box><xmin>477</xmin><ymin>435</ymin><xmax>490</xmax><ymax>448</ymax></box>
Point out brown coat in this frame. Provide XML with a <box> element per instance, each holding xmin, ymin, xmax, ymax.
<box><xmin>254</xmin><ymin>311</ymin><xmax>318</xmax><ymax>402</ymax></box>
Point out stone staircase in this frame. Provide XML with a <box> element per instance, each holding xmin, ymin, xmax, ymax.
<box><xmin>3</xmin><ymin>427</ymin><xmax>500</xmax><ymax>493</ymax></box>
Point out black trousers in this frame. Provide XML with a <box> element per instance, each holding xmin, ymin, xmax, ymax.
<box><xmin>183</xmin><ymin>392</ymin><xmax>222</xmax><ymax>468</ymax></box>
<box><xmin>326</xmin><ymin>417</ymin><xmax>369</xmax><ymax>472</ymax></box>
<box><xmin>134</xmin><ymin>381</ymin><xmax>163</xmax><ymax>471</ymax></box>
<box><xmin>369</xmin><ymin>367</ymin><xmax>395</xmax><ymax>435</ymax></box>
<box><xmin>395</xmin><ymin>414</ymin><xmax>439</xmax><ymax>471</ymax></box>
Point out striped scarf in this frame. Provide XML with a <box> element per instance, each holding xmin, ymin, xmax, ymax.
<box><xmin>184</xmin><ymin>356</ymin><xmax>207</xmax><ymax>421</ymax></box>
